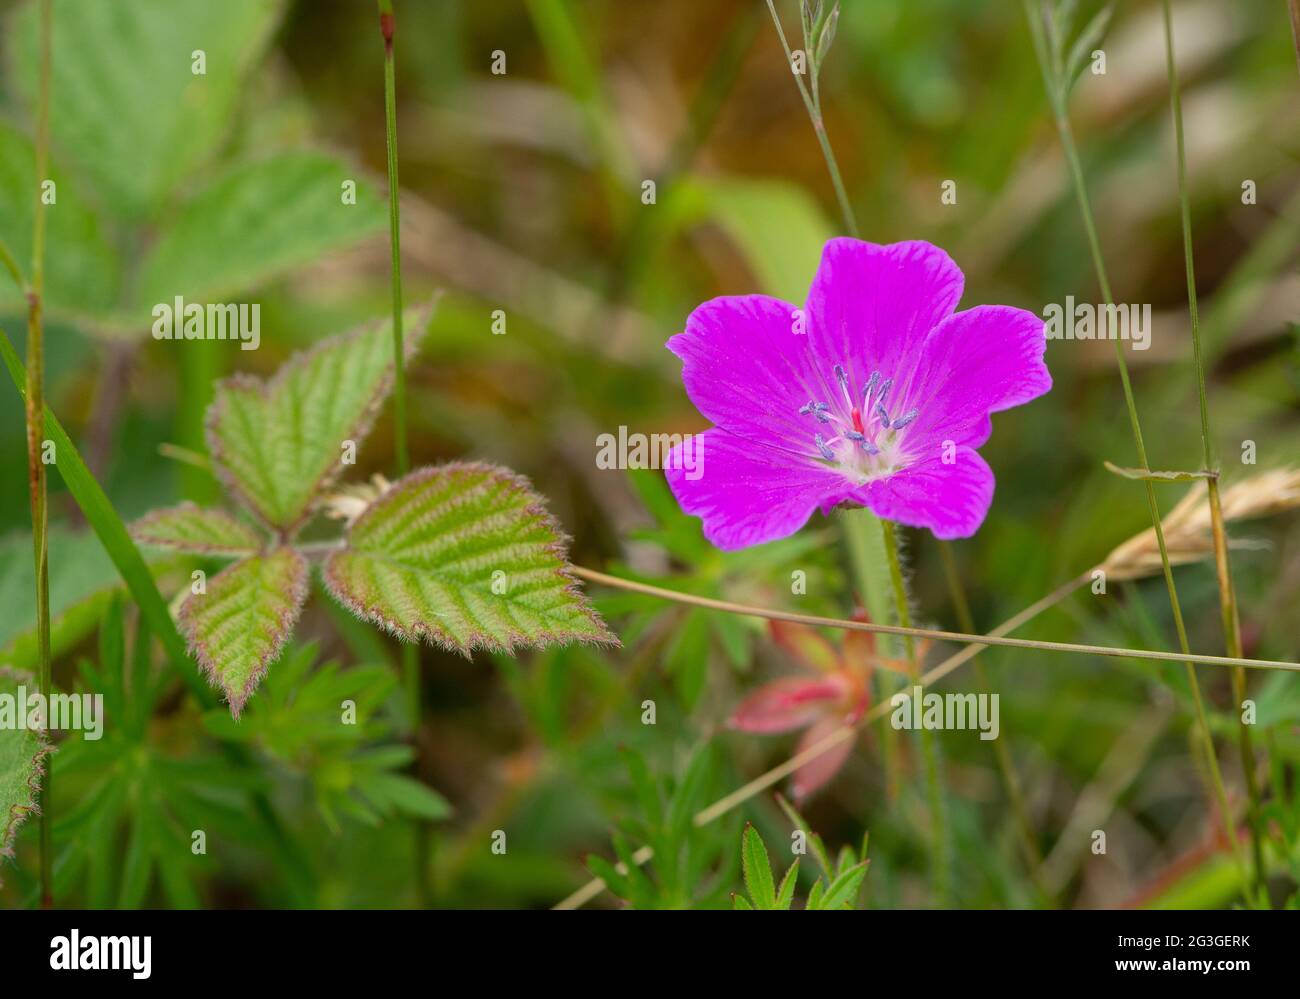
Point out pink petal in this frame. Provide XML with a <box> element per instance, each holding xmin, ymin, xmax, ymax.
<box><xmin>861</xmin><ymin>446</ymin><xmax>995</xmax><ymax>540</ymax></box>
<box><xmin>664</xmin><ymin>429</ymin><xmax>856</xmax><ymax>551</ymax></box>
<box><xmin>729</xmin><ymin>676</ymin><xmax>850</xmax><ymax>734</ymax></box>
<box><xmin>804</xmin><ymin>238</ymin><xmax>964</xmax><ymax>403</ymax></box>
<box><xmin>667</xmin><ymin>295</ymin><xmax>826</xmax><ymax>451</ymax></box>
<box><xmin>791</xmin><ymin>714</ymin><xmax>857</xmax><ymax>801</ymax></box>
<box><xmin>898</xmin><ymin>305</ymin><xmax>1051</xmax><ymax>451</ymax></box>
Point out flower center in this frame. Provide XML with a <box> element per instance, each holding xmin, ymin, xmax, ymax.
<box><xmin>797</xmin><ymin>364</ymin><xmax>919</xmax><ymax>483</ymax></box>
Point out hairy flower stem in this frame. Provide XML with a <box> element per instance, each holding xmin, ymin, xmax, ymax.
<box><xmin>24</xmin><ymin>0</ymin><xmax>53</xmax><ymax>910</ymax></box>
<box><xmin>1160</xmin><ymin>0</ymin><xmax>1265</xmax><ymax>903</ymax></box>
<box><xmin>938</xmin><ymin>541</ymin><xmax>1048</xmax><ymax>903</ymax></box>
<box><xmin>881</xmin><ymin>521</ymin><xmax>949</xmax><ymax>905</ymax></box>
<box><xmin>1024</xmin><ymin>0</ymin><xmax>1249</xmax><ymax>899</ymax></box>
<box><xmin>377</xmin><ymin>0</ymin><xmax>429</xmax><ymax>907</ymax></box>
<box><xmin>765</xmin><ymin>0</ymin><xmax>951</xmax><ymax>900</ymax></box>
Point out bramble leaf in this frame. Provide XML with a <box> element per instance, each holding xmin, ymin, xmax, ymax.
<box><xmin>130</xmin><ymin>502</ymin><xmax>265</xmax><ymax>557</ymax></box>
<box><xmin>0</xmin><ymin>666</ymin><xmax>49</xmax><ymax>881</ymax></box>
<box><xmin>9</xmin><ymin>0</ymin><xmax>283</xmax><ymax>220</ymax></box>
<box><xmin>134</xmin><ymin>152</ymin><xmax>385</xmax><ymax>312</ymax></box>
<box><xmin>324</xmin><ymin>463</ymin><xmax>617</xmax><ymax>654</ymax></box>
<box><xmin>179</xmin><ymin>547</ymin><xmax>307</xmax><ymax>716</ymax></box>
<box><xmin>206</xmin><ymin>307</ymin><xmax>430</xmax><ymax>533</ymax></box>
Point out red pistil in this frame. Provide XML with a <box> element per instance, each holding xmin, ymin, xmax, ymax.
<box><xmin>850</xmin><ymin>407</ymin><xmax>864</xmax><ymax>434</ymax></box>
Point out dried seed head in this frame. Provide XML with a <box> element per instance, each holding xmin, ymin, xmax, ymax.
<box><xmin>1099</xmin><ymin>468</ymin><xmax>1300</xmax><ymax>581</ymax></box>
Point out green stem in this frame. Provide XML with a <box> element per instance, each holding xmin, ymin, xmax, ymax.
<box><xmin>1023</xmin><ymin>0</ymin><xmax>1250</xmax><ymax>901</ymax></box>
<box><xmin>378</xmin><ymin>0</ymin><xmax>408</xmax><ymax>476</ymax></box>
<box><xmin>377</xmin><ymin>0</ymin><xmax>430</xmax><ymax>908</ymax></box>
<box><xmin>763</xmin><ymin>0</ymin><xmax>858</xmax><ymax>237</ymax></box>
<box><xmin>880</xmin><ymin>521</ymin><xmax>949</xmax><ymax>905</ymax></box>
<box><xmin>25</xmin><ymin>0</ymin><xmax>53</xmax><ymax>910</ymax></box>
<box><xmin>1159</xmin><ymin>0</ymin><xmax>1265</xmax><ymax>903</ymax></box>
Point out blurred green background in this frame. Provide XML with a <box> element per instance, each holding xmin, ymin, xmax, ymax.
<box><xmin>0</xmin><ymin>0</ymin><xmax>1297</xmax><ymax>909</ymax></box>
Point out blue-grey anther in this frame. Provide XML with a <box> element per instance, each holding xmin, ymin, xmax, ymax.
<box><xmin>814</xmin><ymin>433</ymin><xmax>835</xmax><ymax>460</ymax></box>
<box><xmin>860</xmin><ymin>440</ymin><xmax>880</xmax><ymax>455</ymax></box>
<box><xmin>845</xmin><ymin>430</ymin><xmax>865</xmax><ymax>442</ymax></box>
<box><xmin>875</xmin><ymin>402</ymin><xmax>890</xmax><ymax>428</ymax></box>
<box><xmin>891</xmin><ymin>408</ymin><xmax>919</xmax><ymax>430</ymax></box>
<box><xmin>862</xmin><ymin>370</ymin><xmax>880</xmax><ymax>403</ymax></box>
<box><xmin>833</xmin><ymin>363</ymin><xmax>849</xmax><ymax>392</ymax></box>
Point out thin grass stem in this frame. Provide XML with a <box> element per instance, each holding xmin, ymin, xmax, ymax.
<box><xmin>1159</xmin><ymin>0</ymin><xmax>1265</xmax><ymax>901</ymax></box>
<box><xmin>1023</xmin><ymin>0</ymin><xmax>1250</xmax><ymax>899</ymax></box>
<box><xmin>25</xmin><ymin>0</ymin><xmax>53</xmax><ymax>910</ymax></box>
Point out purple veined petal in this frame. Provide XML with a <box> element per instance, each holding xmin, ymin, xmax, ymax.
<box><xmin>666</xmin><ymin>294</ymin><xmax>826</xmax><ymax>451</ymax></box>
<box><xmin>897</xmin><ymin>304</ymin><xmax>1052</xmax><ymax>451</ymax></box>
<box><xmin>860</xmin><ymin>445</ymin><xmax>995</xmax><ymax>540</ymax></box>
<box><xmin>791</xmin><ymin>713</ymin><xmax>857</xmax><ymax>802</ymax></box>
<box><xmin>663</xmin><ymin>428</ymin><xmax>857</xmax><ymax>551</ymax></box>
<box><xmin>728</xmin><ymin>675</ymin><xmax>850</xmax><ymax>734</ymax></box>
<box><xmin>804</xmin><ymin>238</ymin><xmax>965</xmax><ymax>408</ymax></box>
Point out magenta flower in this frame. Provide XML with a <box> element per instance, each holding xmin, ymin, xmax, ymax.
<box><xmin>664</xmin><ymin>238</ymin><xmax>1051</xmax><ymax>549</ymax></box>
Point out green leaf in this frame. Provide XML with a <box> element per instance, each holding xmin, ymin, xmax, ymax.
<box><xmin>775</xmin><ymin>857</ymin><xmax>801</xmax><ymax>910</ymax></box>
<box><xmin>9</xmin><ymin>0</ymin><xmax>283</xmax><ymax>220</ymax></box>
<box><xmin>130</xmin><ymin>502</ymin><xmax>265</xmax><ymax>556</ymax></box>
<box><xmin>206</xmin><ymin>306</ymin><xmax>431</xmax><ymax>532</ymax></box>
<box><xmin>133</xmin><ymin>152</ymin><xmax>385</xmax><ymax>312</ymax></box>
<box><xmin>0</xmin><ymin>666</ymin><xmax>49</xmax><ymax>881</ymax></box>
<box><xmin>0</xmin><ymin>121</ymin><xmax>118</xmax><ymax>316</ymax></box>
<box><xmin>363</xmin><ymin>773</ymin><xmax>452</xmax><ymax>822</ymax></box>
<box><xmin>666</xmin><ymin>177</ymin><xmax>834</xmax><ymax>302</ymax></box>
<box><xmin>814</xmin><ymin>859</ymin><xmax>868</xmax><ymax>910</ymax></box>
<box><xmin>324</xmin><ymin>463</ymin><xmax>617</xmax><ymax>654</ymax></box>
<box><xmin>732</xmin><ymin>893</ymin><xmax>754</xmax><ymax>910</ymax></box>
<box><xmin>741</xmin><ymin>824</ymin><xmax>777</xmax><ymax>909</ymax></box>
<box><xmin>179</xmin><ymin>547</ymin><xmax>308</xmax><ymax>716</ymax></box>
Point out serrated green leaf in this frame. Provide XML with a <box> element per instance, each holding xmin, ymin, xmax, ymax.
<box><xmin>134</xmin><ymin>151</ymin><xmax>385</xmax><ymax>311</ymax></box>
<box><xmin>807</xmin><ymin>877</ymin><xmax>826</xmax><ymax>909</ymax></box>
<box><xmin>0</xmin><ymin>666</ymin><xmax>49</xmax><ymax>881</ymax></box>
<box><xmin>179</xmin><ymin>547</ymin><xmax>307</xmax><ymax>716</ymax></box>
<box><xmin>775</xmin><ymin>857</ymin><xmax>800</xmax><ymax>910</ymax></box>
<box><xmin>324</xmin><ymin>463</ymin><xmax>617</xmax><ymax>654</ymax></box>
<box><xmin>206</xmin><ymin>306</ymin><xmax>430</xmax><ymax>532</ymax></box>
<box><xmin>130</xmin><ymin>501</ymin><xmax>265</xmax><ymax>556</ymax></box>
<box><xmin>741</xmin><ymin>824</ymin><xmax>777</xmax><ymax>909</ymax></box>
<box><xmin>0</xmin><ymin>121</ymin><xmax>118</xmax><ymax>316</ymax></box>
<box><xmin>815</xmin><ymin>859</ymin><xmax>868</xmax><ymax>910</ymax></box>
<box><xmin>733</xmin><ymin>892</ymin><xmax>754</xmax><ymax>910</ymax></box>
<box><xmin>364</xmin><ymin>773</ymin><xmax>452</xmax><ymax>822</ymax></box>
<box><xmin>9</xmin><ymin>0</ymin><xmax>283</xmax><ymax>220</ymax></box>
